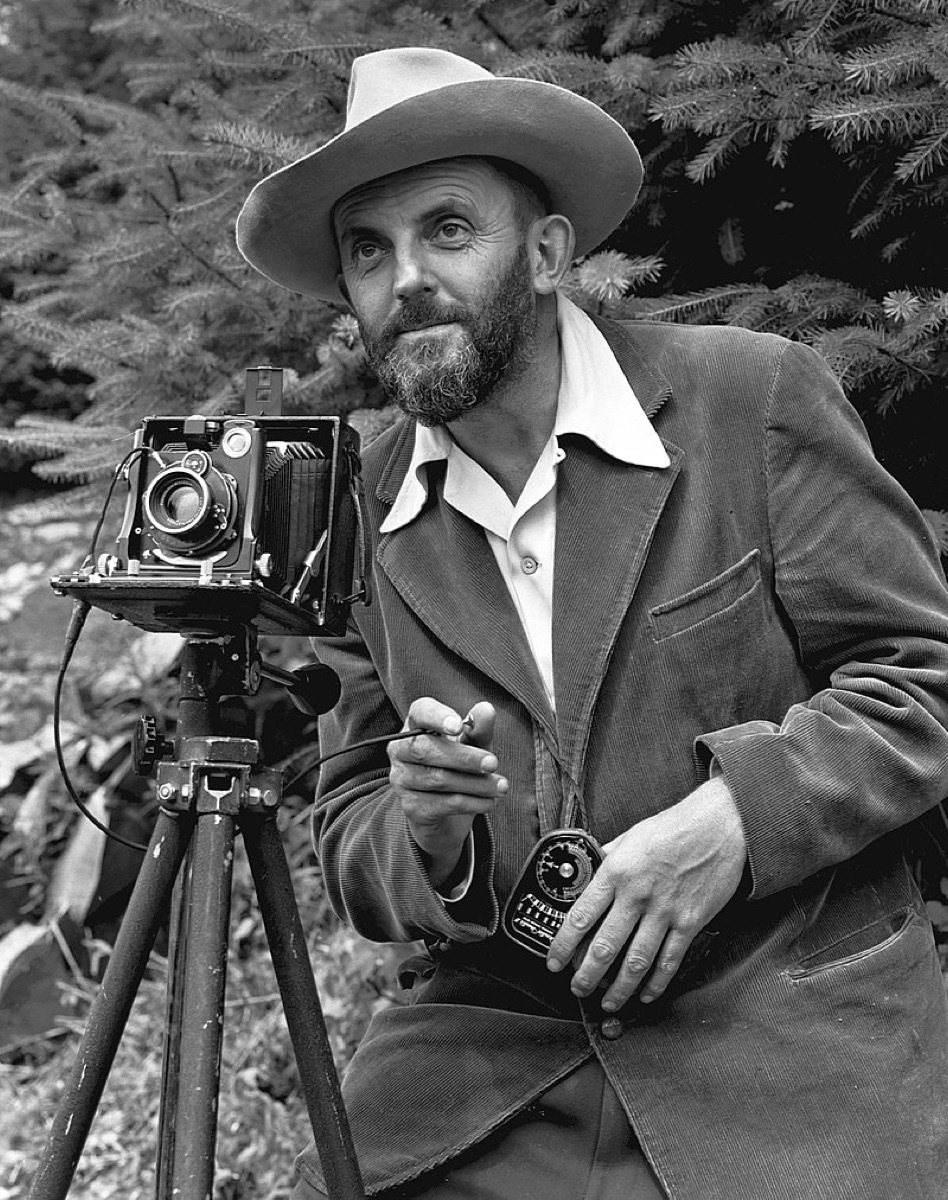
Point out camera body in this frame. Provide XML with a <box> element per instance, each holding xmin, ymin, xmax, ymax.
<box><xmin>53</xmin><ymin>369</ymin><xmax>367</xmax><ymax>637</ymax></box>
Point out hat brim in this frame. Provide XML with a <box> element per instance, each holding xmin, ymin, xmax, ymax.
<box><xmin>236</xmin><ymin>78</ymin><xmax>642</xmax><ymax>303</ymax></box>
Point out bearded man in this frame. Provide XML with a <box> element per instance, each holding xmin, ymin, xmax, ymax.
<box><xmin>237</xmin><ymin>47</ymin><xmax>948</xmax><ymax>1200</ymax></box>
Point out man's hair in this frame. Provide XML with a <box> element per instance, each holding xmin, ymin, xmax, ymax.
<box><xmin>481</xmin><ymin>158</ymin><xmax>551</xmax><ymax>230</ymax></box>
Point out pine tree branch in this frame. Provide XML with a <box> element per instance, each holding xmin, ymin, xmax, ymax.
<box><xmin>895</xmin><ymin>124</ymin><xmax>948</xmax><ymax>180</ymax></box>
<box><xmin>474</xmin><ymin>10</ymin><xmax>517</xmax><ymax>52</ymax></box>
<box><xmin>810</xmin><ymin>89</ymin><xmax>942</xmax><ymax>141</ymax></box>
<box><xmin>790</xmin><ymin>0</ymin><xmax>846</xmax><ymax>52</ymax></box>
<box><xmin>144</xmin><ymin>190</ymin><xmax>243</xmax><ymax>290</ymax></box>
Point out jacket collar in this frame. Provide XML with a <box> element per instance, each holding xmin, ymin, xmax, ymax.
<box><xmin>374</xmin><ymin>316</ymin><xmax>674</xmax><ymax>506</ymax></box>
<box><xmin>378</xmin><ymin>300</ymin><xmax>668</xmax><ymax>535</ymax></box>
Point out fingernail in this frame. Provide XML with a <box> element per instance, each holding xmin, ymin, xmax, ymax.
<box><xmin>601</xmin><ymin>999</ymin><xmax>617</xmax><ymax>1013</ymax></box>
<box><xmin>444</xmin><ymin>717</ymin><xmax>463</xmax><ymax>735</ymax></box>
<box><xmin>496</xmin><ymin>777</ymin><xmax>509</xmax><ymax>794</ymax></box>
<box><xmin>547</xmin><ymin>957</ymin><xmax>563</xmax><ymax>972</ymax></box>
<box><xmin>481</xmin><ymin>755</ymin><xmax>498</xmax><ymax>773</ymax></box>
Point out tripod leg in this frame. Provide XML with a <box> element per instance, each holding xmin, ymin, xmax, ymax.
<box><xmin>164</xmin><ymin>807</ymin><xmax>237</xmax><ymax>1199</ymax></box>
<box><xmin>155</xmin><ymin>843</ymin><xmax>197</xmax><ymax>1194</ymax></box>
<box><xmin>29</xmin><ymin>809</ymin><xmax>191</xmax><ymax>1200</ymax></box>
<box><xmin>242</xmin><ymin>814</ymin><xmax>365</xmax><ymax>1200</ymax></box>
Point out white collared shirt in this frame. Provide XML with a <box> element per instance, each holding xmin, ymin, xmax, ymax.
<box><xmin>380</xmin><ymin>291</ymin><xmax>670</xmax><ymax>710</ymax></box>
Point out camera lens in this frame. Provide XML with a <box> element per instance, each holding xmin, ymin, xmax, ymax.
<box><xmin>160</xmin><ymin>479</ymin><xmax>205</xmax><ymax>528</ymax></box>
<box><xmin>143</xmin><ymin>462</ymin><xmax>236</xmax><ymax>555</ymax></box>
<box><xmin>147</xmin><ymin>469</ymin><xmax>211</xmax><ymax>534</ymax></box>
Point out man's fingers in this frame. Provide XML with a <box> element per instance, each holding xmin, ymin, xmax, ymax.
<box><xmin>546</xmin><ymin>875</ymin><xmax>615</xmax><ymax>974</ymax></box>
<box><xmin>389</xmin><ymin>730</ymin><xmax>498</xmax><ymax>774</ymax></box>
<box><xmin>598</xmin><ymin>919</ymin><xmax>687</xmax><ymax>1011</ymax></box>
<box><xmin>394</xmin><ymin>700</ymin><xmax>500</xmax><ymax>778</ymax></box>
<box><xmin>404</xmin><ymin>696</ymin><xmax>468</xmax><ymax>737</ymax></box>
<box><xmin>562</xmin><ymin>906</ymin><xmax>648</xmax><ymax>998</ymax></box>
<box><xmin>636</xmin><ymin>928</ymin><xmax>694</xmax><ymax>1005</ymax></box>
<box><xmin>391</xmin><ymin>759</ymin><xmax>508</xmax><ymax>798</ymax></box>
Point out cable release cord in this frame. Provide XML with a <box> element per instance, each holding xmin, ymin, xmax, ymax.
<box><xmin>53</xmin><ymin>600</ymin><xmax>427</xmax><ymax>854</ymax></box>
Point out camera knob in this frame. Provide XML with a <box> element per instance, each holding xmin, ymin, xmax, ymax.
<box><xmin>96</xmin><ymin>553</ymin><xmax>122</xmax><ymax>576</ymax></box>
<box><xmin>132</xmin><ymin>714</ymin><xmax>172</xmax><ymax>776</ymax></box>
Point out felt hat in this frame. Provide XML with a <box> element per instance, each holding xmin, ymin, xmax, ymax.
<box><xmin>235</xmin><ymin>47</ymin><xmax>643</xmax><ymax>303</ymax></box>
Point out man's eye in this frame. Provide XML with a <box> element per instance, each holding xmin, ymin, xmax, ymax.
<box><xmin>353</xmin><ymin>243</ymin><xmax>381</xmax><ymax>262</ymax></box>
<box><xmin>436</xmin><ymin>222</ymin><xmax>467</xmax><ymax>242</ymax></box>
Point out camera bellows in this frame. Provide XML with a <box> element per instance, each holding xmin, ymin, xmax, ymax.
<box><xmin>264</xmin><ymin>443</ymin><xmax>331</xmax><ymax>592</ymax></box>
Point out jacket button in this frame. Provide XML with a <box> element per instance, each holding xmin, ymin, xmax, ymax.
<box><xmin>600</xmin><ymin>1016</ymin><xmax>625</xmax><ymax>1040</ymax></box>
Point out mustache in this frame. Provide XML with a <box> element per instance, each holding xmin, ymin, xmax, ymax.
<box><xmin>377</xmin><ymin>300</ymin><xmax>471</xmax><ymax>345</ymax></box>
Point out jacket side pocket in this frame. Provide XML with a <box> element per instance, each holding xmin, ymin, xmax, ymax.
<box><xmin>786</xmin><ymin>905</ymin><xmax>920</xmax><ymax>980</ymax></box>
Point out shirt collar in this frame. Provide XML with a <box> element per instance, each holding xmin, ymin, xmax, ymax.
<box><xmin>380</xmin><ymin>292</ymin><xmax>669</xmax><ymax>534</ymax></box>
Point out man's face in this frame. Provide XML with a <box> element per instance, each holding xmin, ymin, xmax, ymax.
<box><xmin>333</xmin><ymin>159</ymin><xmax>538</xmax><ymax>425</ymax></box>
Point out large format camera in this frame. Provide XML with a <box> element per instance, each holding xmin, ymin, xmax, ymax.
<box><xmin>52</xmin><ymin>368</ymin><xmax>368</xmax><ymax>637</ymax></box>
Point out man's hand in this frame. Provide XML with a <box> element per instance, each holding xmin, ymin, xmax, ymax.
<box><xmin>546</xmin><ymin>777</ymin><xmax>747</xmax><ymax>1008</ymax></box>
<box><xmin>388</xmin><ymin>698</ymin><xmax>507</xmax><ymax>889</ymax></box>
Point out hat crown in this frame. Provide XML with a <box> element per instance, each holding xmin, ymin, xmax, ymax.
<box><xmin>346</xmin><ymin>48</ymin><xmax>495</xmax><ymax>130</ymax></box>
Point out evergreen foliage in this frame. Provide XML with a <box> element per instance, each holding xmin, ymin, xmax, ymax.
<box><xmin>0</xmin><ymin>0</ymin><xmax>945</xmax><ymax>526</ymax></box>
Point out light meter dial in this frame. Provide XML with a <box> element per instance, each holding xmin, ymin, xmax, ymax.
<box><xmin>536</xmin><ymin>837</ymin><xmax>598</xmax><ymax>902</ymax></box>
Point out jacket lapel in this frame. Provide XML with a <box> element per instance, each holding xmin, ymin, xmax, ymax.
<box><xmin>552</xmin><ymin>319</ymin><xmax>682</xmax><ymax>782</ymax></box>
<box><xmin>376</xmin><ymin>464</ymin><xmax>556</xmax><ymax>733</ymax></box>
<box><xmin>551</xmin><ymin>437</ymin><xmax>682</xmax><ymax>782</ymax></box>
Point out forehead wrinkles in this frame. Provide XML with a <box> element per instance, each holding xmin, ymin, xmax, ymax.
<box><xmin>333</xmin><ymin>160</ymin><xmax>513</xmax><ymax>235</ymax></box>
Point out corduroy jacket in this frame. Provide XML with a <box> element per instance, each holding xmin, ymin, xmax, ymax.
<box><xmin>298</xmin><ymin>319</ymin><xmax>948</xmax><ymax>1199</ymax></box>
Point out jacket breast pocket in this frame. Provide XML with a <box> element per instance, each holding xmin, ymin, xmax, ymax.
<box><xmin>648</xmin><ymin>549</ymin><xmax>762</xmax><ymax>644</ymax></box>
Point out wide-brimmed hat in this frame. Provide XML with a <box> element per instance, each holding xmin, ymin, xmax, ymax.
<box><xmin>235</xmin><ymin>47</ymin><xmax>643</xmax><ymax>303</ymax></box>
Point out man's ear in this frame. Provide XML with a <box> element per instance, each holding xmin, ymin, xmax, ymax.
<box><xmin>528</xmin><ymin>214</ymin><xmax>576</xmax><ymax>296</ymax></box>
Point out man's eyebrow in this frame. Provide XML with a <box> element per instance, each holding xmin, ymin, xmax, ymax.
<box><xmin>420</xmin><ymin>199</ymin><xmax>477</xmax><ymax>223</ymax></box>
<box><xmin>337</xmin><ymin>196</ymin><xmax>478</xmax><ymax>240</ymax></box>
<box><xmin>337</xmin><ymin>222</ymin><xmax>377</xmax><ymax>246</ymax></box>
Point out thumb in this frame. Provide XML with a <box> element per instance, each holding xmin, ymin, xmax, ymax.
<box><xmin>460</xmin><ymin>701</ymin><xmax>497</xmax><ymax>751</ymax></box>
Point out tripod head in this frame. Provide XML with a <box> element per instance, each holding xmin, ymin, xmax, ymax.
<box><xmin>129</xmin><ymin>624</ymin><xmax>341</xmax><ymax>779</ymax></box>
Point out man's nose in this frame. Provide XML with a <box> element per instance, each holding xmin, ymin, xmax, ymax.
<box><xmin>392</xmin><ymin>245</ymin><xmax>435</xmax><ymax>301</ymax></box>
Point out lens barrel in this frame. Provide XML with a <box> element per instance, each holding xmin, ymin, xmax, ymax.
<box><xmin>143</xmin><ymin>453</ymin><xmax>237</xmax><ymax>554</ymax></box>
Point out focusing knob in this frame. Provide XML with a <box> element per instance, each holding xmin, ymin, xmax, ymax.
<box><xmin>133</xmin><ymin>714</ymin><xmax>172</xmax><ymax>776</ymax></box>
<box><xmin>288</xmin><ymin>664</ymin><xmax>342</xmax><ymax>716</ymax></box>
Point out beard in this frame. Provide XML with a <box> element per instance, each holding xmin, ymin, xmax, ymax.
<box><xmin>358</xmin><ymin>247</ymin><xmax>537</xmax><ymax>427</ymax></box>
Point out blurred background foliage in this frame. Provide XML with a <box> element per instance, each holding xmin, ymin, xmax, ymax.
<box><xmin>1</xmin><ymin>0</ymin><xmax>947</xmax><ymax>1195</ymax></box>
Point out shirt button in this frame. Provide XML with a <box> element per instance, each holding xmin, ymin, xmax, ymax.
<box><xmin>521</xmin><ymin>556</ymin><xmax>539</xmax><ymax>575</ymax></box>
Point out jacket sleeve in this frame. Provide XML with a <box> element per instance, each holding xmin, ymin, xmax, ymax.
<box><xmin>308</xmin><ymin>618</ymin><xmax>498</xmax><ymax>944</ymax></box>
<box><xmin>698</xmin><ymin>338</ymin><xmax>948</xmax><ymax>899</ymax></box>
